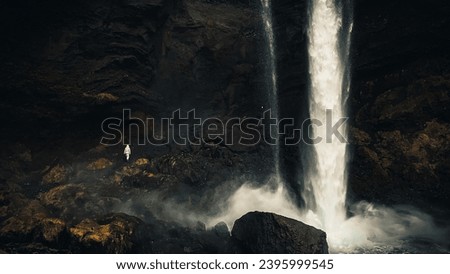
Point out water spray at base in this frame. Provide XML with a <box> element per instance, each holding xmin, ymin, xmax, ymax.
<box><xmin>209</xmin><ymin>179</ymin><xmax>447</xmax><ymax>253</ymax></box>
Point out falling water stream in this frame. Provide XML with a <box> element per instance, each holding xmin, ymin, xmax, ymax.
<box><xmin>303</xmin><ymin>0</ymin><xmax>349</xmax><ymax>236</ymax></box>
<box><xmin>300</xmin><ymin>0</ymin><xmax>445</xmax><ymax>252</ymax></box>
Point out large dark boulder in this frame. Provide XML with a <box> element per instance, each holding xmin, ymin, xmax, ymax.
<box><xmin>231</xmin><ymin>212</ymin><xmax>328</xmax><ymax>254</ymax></box>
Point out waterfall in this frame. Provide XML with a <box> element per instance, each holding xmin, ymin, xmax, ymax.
<box><xmin>260</xmin><ymin>0</ymin><xmax>281</xmax><ymax>179</ymax></box>
<box><xmin>211</xmin><ymin>0</ymin><xmax>445</xmax><ymax>253</ymax></box>
<box><xmin>303</xmin><ymin>0</ymin><xmax>351</xmax><ymax>232</ymax></box>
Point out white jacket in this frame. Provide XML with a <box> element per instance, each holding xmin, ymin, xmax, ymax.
<box><xmin>124</xmin><ymin>145</ymin><xmax>131</xmax><ymax>161</ymax></box>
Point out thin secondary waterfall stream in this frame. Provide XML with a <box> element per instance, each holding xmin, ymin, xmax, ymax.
<box><xmin>260</xmin><ymin>0</ymin><xmax>281</xmax><ymax>179</ymax></box>
<box><xmin>304</xmin><ymin>0</ymin><xmax>349</xmax><ymax>233</ymax></box>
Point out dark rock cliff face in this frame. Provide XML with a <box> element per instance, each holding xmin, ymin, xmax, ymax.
<box><xmin>0</xmin><ymin>0</ymin><xmax>171</xmax><ymax>124</ymax></box>
<box><xmin>272</xmin><ymin>0</ymin><xmax>309</xmax><ymax>199</ymax></box>
<box><xmin>349</xmin><ymin>0</ymin><xmax>450</xmax><ymax>211</ymax></box>
<box><xmin>0</xmin><ymin>0</ymin><xmax>266</xmax><ymax>134</ymax></box>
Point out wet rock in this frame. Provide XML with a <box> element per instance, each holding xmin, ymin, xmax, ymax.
<box><xmin>0</xmin><ymin>206</ymin><xmax>7</xmax><ymax>223</ymax></box>
<box><xmin>119</xmin><ymin>172</ymin><xmax>179</xmax><ymax>191</ymax></box>
<box><xmin>213</xmin><ymin>222</ymin><xmax>230</xmax><ymax>238</ymax></box>
<box><xmin>118</xmin><ymin>165</ymin><xmax>142</xmax><ymax>177</ymax></box>
<box><xmin>40</xmin><ymin>184</ymin><xmax>96</xmax><ymax>221</ymax></box>
<box><xmin>156</xmin><ymin>153</ymin><xmax>208</xmax><ymax>186</ymax></box>
<box><xmin>42</xmin><ymin>164</ymin><xmax>67</xmax><ymax>185</ymax></box>
<box><xmin>69</xmin><ymin>213</ymin><xmax>143</xmax><ymax>253</ymax></box>
<box><xmin>41</xmin><ymin>185</ymin><xmax>87</xmax><ymax>210</ymax></box>
<box><xmin>348</xmin><ymin>0</ymin><xmax>450</xmax><ymax>208</ymax></box>
<box><xmin>112</xmin><ymin>155</ymin><xmax>174</xmax><ymax>189</ymax></box>
<box><xmin>133</xmin><ymin>217</ymin><xmax>231</xmax><ymax>254</ymax></box>
<box><xmin>18</xmin><ymin>150</ymin><xmax>32</xmax><ymax>162</ymax></box>
<box><xmin>231</xmin><ymin>212</ymin><xmax>328</xmax><ymax>254</ymax></box>
<box><xmin>156</xmin><ymin>0</ymin><xmax>261</xmax><ymax>117</ymax></box>
<box><xmin>34</xmin><ymin>218</ymin><xmax>68</xmax><ymax>246</ymax></box>
<box><xmin>87</xmin><ymin>158</ymin><xmax>113</xmax><ymax>170</ymax></box>
<box><xmin>134</xmin><ymin>158</ymin><xmax>150</xmax><ymax>166</ymax></box>
<box><xmin>349</xmin><ymin>127</ymin><xmax>371</xmax><ymax>145</ymax></box>
<box><xmin>0</xmin><ymin>200</ymin><xmax>48</xmax><ymax>243</ymax></box>
<box><xmin>0</xmin><ymin>190</ymin><xmax>29</xmax><ymax>222</ymax></box>
<box><xmin>192</xmin><ymin>221</ymin><xmax>206</xmax><ymax>232</ymax></box>
<box><xmin>0</xmin><ymin>0</ymin><xmax>173</xmax><ymax>124</ymax></box>
<box><xmin>82</xmin><ymin>92</ymin><xmax>119</xmax><ymax>103</ymax></box>
<box><xmin>349</xmin><ymin>120</ymin><xmax>450</xmax><ymax>206</ymax></box>
<box><xmin>113</xmin><ymin>163</ymin><xmax>150</xmax><ymax>187</ymax></box>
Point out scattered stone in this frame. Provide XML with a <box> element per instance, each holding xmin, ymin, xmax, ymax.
<box><xmin>35</xmin><ymin>218</ymin><xmax>67</xmax><ymax>245</ymax></box>
<box><xmin>69</xmin><ymin>213</ymin><xmax>143</xmax><ymax>253</ymax></box>
<box><xmin>135</xmin><ymin>158</ymin><xmax>150</xmax><ymax>166</ymax></box>
<box><xmin>40</xmin><ymin>184</ymin><xmax>91</xmax><ymax>221</ymax></box>
<box><xmin>41</xmin><ymin>185</ymin><xmax>87</xmax><ymax>209</ymax></box>
<box><xmin>0</xmin><ymin>200</ymin><xmax>48</xmax><ymax>242</ymax></box>
<box><xmin>87</xmin><ymin>158</ymin><xmax>113</xmax><ymax>170</ymax></box>
<box><xmin>213</xmin><ymin>222</ymin><xmax>230</xmax><ymax>238</ymax></box>
<box><xmin>95</xmin><ymin>92</ymin><xmax>119</xmax><ymax>102</ymax></box>
<box><xmin>119</xmin><ymin>165</ymin><xmax>141</xmax><ymax>176</ymax></box>
<box><xmin>113</xmin><ymin>164</ymin><xmax>146</xmax><ymax>186</ymax></box>
<box><xmin>42</xmin><ymin>165</ymin><xmax>67</xmax><ymax>185</ymax></box>
<box><xmin>156</xmin><ymin>153</ymin><xmax>208</xmax><ymax>186</ymax></box>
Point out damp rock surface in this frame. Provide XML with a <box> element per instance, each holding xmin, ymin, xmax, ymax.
<box><xmin>231</xmin><ymin>212</ymin><xmax>329</xmax><ymax>254</ymax></box>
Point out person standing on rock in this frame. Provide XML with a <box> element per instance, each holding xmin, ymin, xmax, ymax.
<box><xmin>124</xmin><ymin>144</ymin><xmax>131</xmax><ymax>161</ymax></box>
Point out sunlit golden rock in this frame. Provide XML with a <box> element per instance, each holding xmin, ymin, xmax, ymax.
<box><xmin>87</xmin><ymin>158</ymin><xmax>113</xmax><ymax>170</ymax></box>
<box><xmin>69</xmin><ymin>214</ymin><xmax>142</xmax><ymax>253</ymax></box>
<box><xmin>42</xmin><ymin>164</ymin><xmax>67</xmax><ymax>184</ymax></box>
